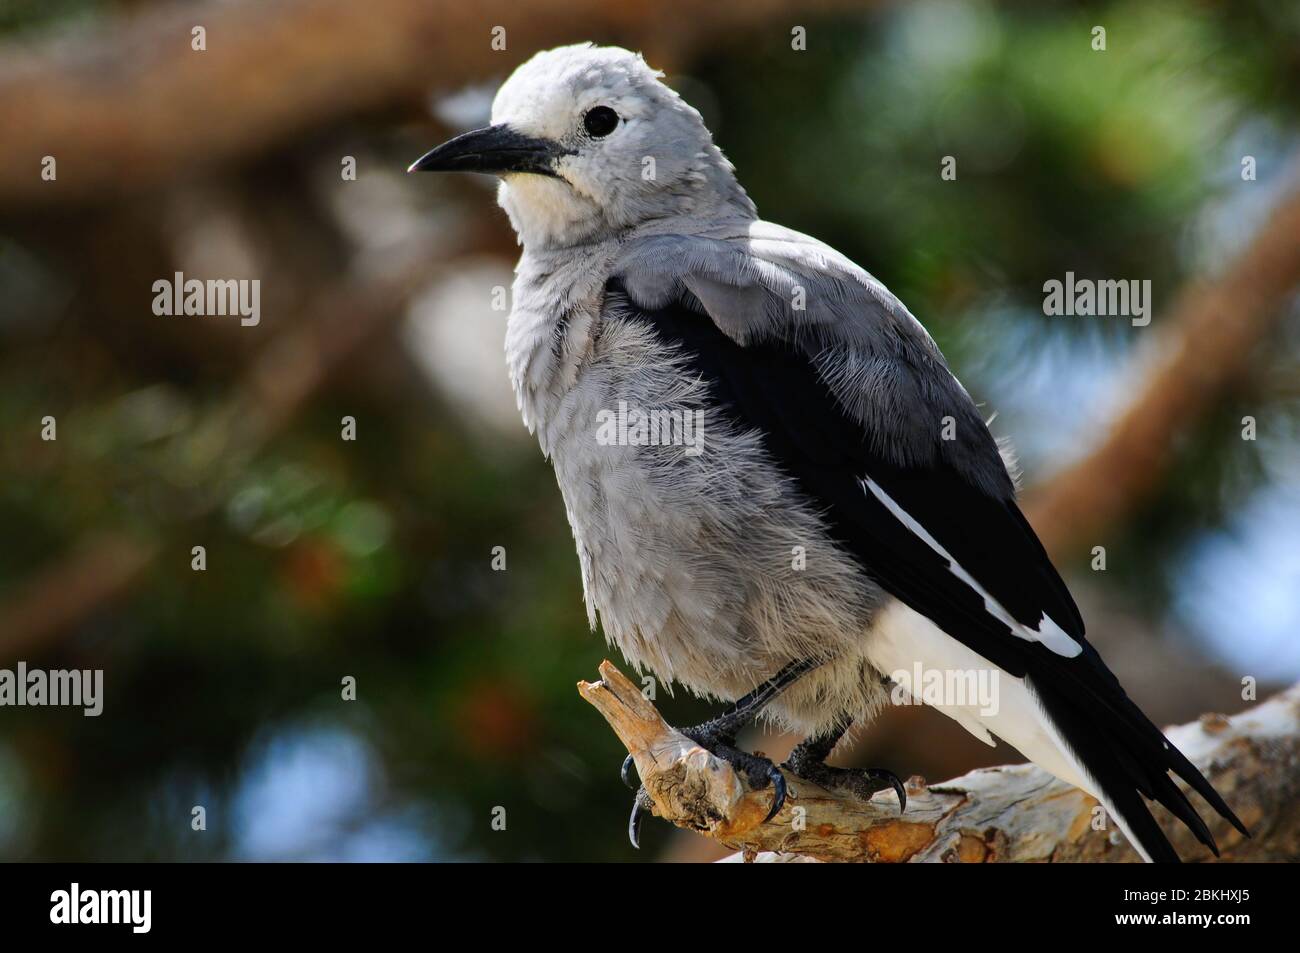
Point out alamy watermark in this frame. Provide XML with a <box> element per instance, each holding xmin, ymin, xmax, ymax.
<box><xmin>152</xmin><ymin>271</ymin><xmax>260</xmax><ymax>326</ymax></box>
<box><xmin>50</xmin><ymin>883</ymin><xmax>150</xmax><ymax>933</ymax></box>
<box><xmin>595</xmin><ymin>400</ymin><xmax>706</xmax><ymax>457</ymax></box>
<box><xmin>1042</xmin><ymin>271</ymin><xmax>1151</xmax><ymax>327</ymax></box>
<box><xmin>0</xmin><ymin>662</ymin><xmax>103</xmax><ymax>716</ymax></box>
<box><xmin>890</xmin><ymin>662</ymin><xmax>999</xmax><ymax>716</ymax></box>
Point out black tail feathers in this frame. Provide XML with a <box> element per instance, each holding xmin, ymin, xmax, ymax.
<box><xmin>1028</xmin><ymin>675</ymin><xmax>1248</xmax><ymax>863</ymax></box>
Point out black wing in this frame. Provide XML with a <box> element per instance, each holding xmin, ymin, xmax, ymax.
<box><xmin>608</xmin><ymin>277</ymin><xmax>1246</xmax><ymax>861</ymax></box>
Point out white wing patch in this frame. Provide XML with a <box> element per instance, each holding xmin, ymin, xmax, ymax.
<box><xmin>861</xmin><ymin>477</ymin><xmax>1083</xmax><ymax>658</ymax></box>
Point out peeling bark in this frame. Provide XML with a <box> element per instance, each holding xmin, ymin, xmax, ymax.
<box><xmin>579</xmin><ymin>660</ymin><xmax>1300</xmax><ymax>862</ymax></box>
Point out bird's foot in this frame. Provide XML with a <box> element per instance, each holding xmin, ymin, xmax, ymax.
<box><xmin>622</xmin><ymin>722</ymin><xmax>788</xmax><ymax>848</ymax></box>
<box><xmin>782</xmin><ymin>757</ymin><xmax>907</xmax><ymax>813</ymax></box>
<box><xmin>616</xmin><ymin>658</ymin><xmax>820</xmax><ymax>848</ymax></box>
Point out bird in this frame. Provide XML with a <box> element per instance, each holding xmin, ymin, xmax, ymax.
<box><xmin>408</xmin><ymin>42</ymin><xmax>1247</xmax><ymax>862</ymax></box>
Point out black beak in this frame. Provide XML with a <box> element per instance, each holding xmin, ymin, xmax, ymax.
<box><xmin>407</xmin><ymin>124</ymin><xmax>567</xmax><ymax>177</ymax></box>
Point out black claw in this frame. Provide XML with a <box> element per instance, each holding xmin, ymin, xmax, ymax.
<box><xmin>858</xmin><ymin>767</ymin><xmax>906</xmax><ymax>813</ymax></box>
<box><xmin>627</xmin><ymin>800</ymin><xmax>643</xmax><ymax>849</ymax></box>
<box><xmin>763</xmin><ymin>766</ymin><xmax>787</xmax><ymax>823</ymax></box>
<box><xmin>620</xmin><ymin>753</ymin><xmax>638</xmax><ymax>790</ymax></box>
<box><xmin>628</xmin><ymin>788</ymin><xmax>653</xmax><ymax>849</ymax></box>
<box><xmin>883</xmin><ymin>772</ymin><xmax>907</xmax><ymax>814</ymax></box>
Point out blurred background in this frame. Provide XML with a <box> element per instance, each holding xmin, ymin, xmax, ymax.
<box><xmin>1</xmin><ymin>0</ymin><xmax>1298</xmax><ymax>862</ymax></box>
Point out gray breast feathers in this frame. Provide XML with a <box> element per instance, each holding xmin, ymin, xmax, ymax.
<box><xmin>544</xmin><ymin>310</ymin><xmax>884</xmax><ymax>726</ymax></box>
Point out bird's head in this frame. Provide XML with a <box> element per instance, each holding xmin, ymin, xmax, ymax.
<box><xmin>409</xmin><ymin>43</ymin><xmax>754</xmax><ymax>248</ymax></box>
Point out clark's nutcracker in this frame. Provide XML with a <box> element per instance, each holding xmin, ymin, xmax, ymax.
<box><xmin>410</xmin><ymin>44</ymin><xmax>1246</xmax><ymax>861</ymax></box>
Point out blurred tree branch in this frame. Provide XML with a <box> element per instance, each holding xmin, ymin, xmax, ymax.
<box><xmin>1024</xmin><ymin>177</ymin><xmax>1300</xmax><ymax>558</ymax></box>
<box><xmin>0</xmin><ymin>232</ymin><xmax>492</xmax><ymax>662</ymax></box>
<box><xmin>582</xmin><ymin>660</ymin><xmax>1296</xmax><ymax>862</ymax></box>
<box><xmin>0</xmin><ymin>0</ymin><xmax>870</xmax><ymax>208</ymax></box>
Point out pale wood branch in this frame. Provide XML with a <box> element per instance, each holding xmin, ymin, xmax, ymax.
<box><xmin>579</xmin><ymin>660</ymin><xmax>1300</xmax><ymax>862</ymax></box>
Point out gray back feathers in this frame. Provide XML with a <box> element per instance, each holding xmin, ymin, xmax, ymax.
<box><xmin>613</xmin><ymin>223</ymin><xmax>1014</xmax><ymax>498</ymax></box>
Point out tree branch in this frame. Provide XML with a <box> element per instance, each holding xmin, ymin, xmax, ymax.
<box><xmin>579</xmin><ymin>660</ymin><xmax>1299</xmax><ymax>862</ymax></box>
<box><xmin>1023</xmin><ymin>175</ymin><xmax>1300</xmax><ymax>558</ymax></box>
<box><xmin>0</xmin><ymin>0</ymin><xmax>871</xmax><ymax>208</ymax></box>
<box><xmin>0</xmin><ymin>232</ymin><xmax>493</xmax><ymax>663</ymax></box>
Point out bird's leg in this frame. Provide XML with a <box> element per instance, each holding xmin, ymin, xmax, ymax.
<box><xmin>782</xmin><ymin>724</ymin><xmax>907</xmax><ymax>812</ymax></box>
<box><xmin>623</xmin><ymin>657</ymin><xmax>818</xmax><ymax>847</ymax></box>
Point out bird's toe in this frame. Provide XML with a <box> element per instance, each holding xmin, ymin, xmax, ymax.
<box><xmin>784</xmin><ymin>760</ymin><xmax>906</xmax><ymax>814</ymax></box>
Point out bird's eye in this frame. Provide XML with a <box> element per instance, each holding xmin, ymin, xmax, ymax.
<box><xmin>583</xmin><ymin>105</ymin><xmax>620</xmax><ymax>138</ymax></box>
